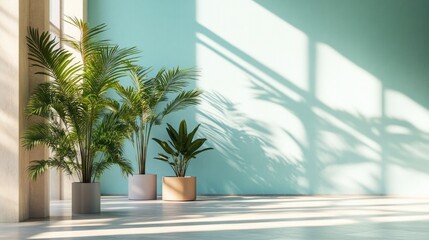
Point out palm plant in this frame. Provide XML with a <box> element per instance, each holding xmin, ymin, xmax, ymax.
<box><xmin>23</xmin><ymin>18</ymin><xmax>137</xmax><ymax>183</ymax></box>
<box><xmin>116</xmin><ymin>65</ymin><xmax>202</xmax><ymax>174</ymax></box>
<box><xmin>153</xmin><ymin>120</ymin><xmax>213</xmax><ymax>177</ymax></box>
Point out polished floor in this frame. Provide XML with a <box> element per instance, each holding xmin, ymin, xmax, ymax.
<box><xmin>1</xmin><ymin>196</ymin><xmax>429</xmax><ymax>239</ymax></box>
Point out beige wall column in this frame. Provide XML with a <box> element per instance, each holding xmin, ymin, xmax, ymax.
<box><xmin>0</xmin><ymin>0</ymin><xmax>87</xmax><ymax>222</ymax></box>
<box><xmin>0</xmin><ymin>0</ymin><xmax>28</xmax><ymax>223</ymax></box>
<box><xmin>0</xmin><ymin>0</ymin><xmax>50</xmax><ymax>222</ymax></box>
<box><xmin>28</xmin><ymin>0</ymin><xmax>50</xmax><ymax>218</ymax></box>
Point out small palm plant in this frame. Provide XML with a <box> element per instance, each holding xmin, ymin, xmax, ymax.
<box><xmin>153</xmin><ymin>120</ymin><xmax>213</xmax><ymax>177</ymax></box>
<box><xmin>116</xmin><ymin>66</ymin><xmax>202</xmax><ymax>175</ymax></box>
<box><xmin>23</xmin><ymin>18</ymin><xmax>137</xmax><ymax>183</ymax></box>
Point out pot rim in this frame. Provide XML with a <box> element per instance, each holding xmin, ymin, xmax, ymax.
<box><xmin>163</xmin><ymin>176</ymin><xmax>195</xmax><ymax>178</ymax></box>
<box><xmin>130</xmin><ymin>173</ymin><xmax>157</xmax><ymax>176</ymax></box>
<box><xmin>72</xmin><ymin>182</ymin><xmax>100</xmax><ymax>184</ymax></box>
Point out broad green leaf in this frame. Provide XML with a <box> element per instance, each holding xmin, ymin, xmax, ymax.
<box><xmin>153</xmin><ymin>138</ymin><xmax>176</xmax><ymax>155</ymax></box>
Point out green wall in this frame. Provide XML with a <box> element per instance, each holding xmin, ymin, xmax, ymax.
<box><xmin>89</xmin><ymin>0</ymin><xmax>429</xmax><ymax>195</ymax></box>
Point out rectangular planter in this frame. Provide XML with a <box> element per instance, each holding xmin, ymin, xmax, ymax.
<box><xmin>128</xmin><ymin>174</ymin><xmax>157</xmax><ymax>200</ymax></box>
<box><xmin>72</xmin><ymin>182</ymin><xmax>100</xmax><ymax>214</ymax></box>
<box><xmin>162</xmin><ymin>176</ymin><xmax>196</xmax><ymax>201</ymax></box>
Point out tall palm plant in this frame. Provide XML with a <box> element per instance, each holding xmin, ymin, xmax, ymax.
<box><xmin>23</xmin><ymin>18</ymin><xmax>137</xmax><ymax>183</ymax></box>
<box><xmin>116</xmin><ymin>65</ymin><xmax>202</xmax><ymax>174</ymax></box>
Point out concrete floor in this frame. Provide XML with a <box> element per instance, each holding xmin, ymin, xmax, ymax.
<box><xmin>1</xmin><ymin>196</ymin><xmax>429</xmax><ymax>239</ymax></box>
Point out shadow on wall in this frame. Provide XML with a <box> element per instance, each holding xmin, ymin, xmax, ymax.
<box><xmin>254</xmin><ymin>0</ymin><xmax>429</xmax><ymax>194</ymax></box>
<box><xmin>253</xmin><ymin>0</ymin><xmax>429</xmax><ymax>106</ymax></box>
<box><xmin>193</xmin><ymin>92</ymin><xmax>303</xmax><ymax>194</ymax></box>
<box><xmin>192</xmin><ymin>0</ymin><xmax>429</xmax><ymax>194</ymax></box>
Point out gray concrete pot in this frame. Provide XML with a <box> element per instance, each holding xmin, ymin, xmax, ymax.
<box><xmin>128</xmin><ymin>174</ymin><xmax>157</xmax><ymax>200</ymax></box>
<box><xmin>72</xmin><ymin>182</ymin><xmax>100</xmax><ymax>214</ymax></box>
<box><xmin>162</xmin><ymin>176</ymin><xmax>196</xmax><ymax>201</ymax></box>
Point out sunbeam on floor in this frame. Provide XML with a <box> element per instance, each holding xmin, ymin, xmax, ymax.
<box><xmin>1</xmin><ymin>196</ymin><xmax>429</xmax><ymax>239</ymax></box>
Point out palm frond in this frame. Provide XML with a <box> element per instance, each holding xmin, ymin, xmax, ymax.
<box><xmin>83</xmin><ymin>46</ymin><xmax>139</xmax><ymax>99</ymax></box>
<box><xmin>27</xmin><ymin>27</ymin><xmax>82</xmax><ymax>91</ymax></box>
<box><xmin>158</xmin><ymin>90</ymin><xmax>202</xmax><ymax>121</ymax></box>
<box><xmin>63</xmin><ymin>16</ymin><xmax>110</xmax><ymax>61</ymax></box>
<box><xmin>154</xmin><ymin>67</ymin><xmax>198</xmax><ymax>94</ymax></box>
<box><xmin>28</xmin><ymin>160</ymin><xmax>51</xmax><ymax>181</ymax></box>
<box><xmin>92</xmin><ymin>156</ymin><xmax>133</xmax><ymax>182</ymax></box>
<box><xmin>23</xmin><ymin>122</ymin><xmax>65</xmax><ymax>149</ymax></box>
<box><xmin>28</xmin><ymin>157</ymin><xmax>78</xmax><ymax>181</ymax></box>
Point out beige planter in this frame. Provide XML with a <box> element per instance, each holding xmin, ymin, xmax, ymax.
<box><xmin>72</xmin><ymin>182</ymin><xmax>100</xmax><ymax>214</ymax></box>
<box><xmin>128</xmin><ymin>174</ymin><xmax>157</xmax><ymax>200</ymax></box>
<box><xmin>162</xmin><ymin>176</ymin><xmax>196</xmax><ymax>201</ymax></box>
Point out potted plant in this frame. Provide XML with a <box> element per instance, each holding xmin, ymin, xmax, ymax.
<box><xmin>153</xmin><ymin>120</ymin><xmax>213</xmax><ymax>201</ymax></box>
<box><xmin>116</xmin><ymin>66</ymin><xmax>202</xmax><ymax>200</ymax></box>
<box><xmin>23</xmin><ymin>18</ymin><xmax>137</xmax><ymax>214</ymax></box>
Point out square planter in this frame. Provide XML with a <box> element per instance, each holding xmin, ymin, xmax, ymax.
<box><xmin>162</xmin><ymin>176</ymin><xmax>196</xmax><ymax>201</ymax></box>
<box><xmin>72</xmin><ymin>182</ymin><xmax>100</xmax><ymax>214</ymax></box>
<box><xmin>128</xmin><ymin>174</ymin><xmax>157</xmax><ymax>200</ymax></box>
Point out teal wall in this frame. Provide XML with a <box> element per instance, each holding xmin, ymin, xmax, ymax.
<box><xmin>89</xmin><ymin>0</ymin><xmax>429</xmax><ymax>195</ymax></box>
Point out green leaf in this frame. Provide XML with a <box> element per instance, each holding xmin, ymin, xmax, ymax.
<box><xmin>178</xmin><ymin>120</ymin><xmax>187</xmax><ymax>151</ymax></box>
<box><xmin>186</xmin><ymin>138</ymin><xmax>207</xmax><ymax>155</ymax></box>
<box><xmin>166</xmin><ymin>126</ymin><xmax>178</xmax><ymax>146</ymax></box>
<box><xmin>185</xmin><ymin>124</ymin><xmax>200</xmax><ymax>149</ymax></box>
<box><xmin>154</xmin><ymin>153</ymin><xmax>169</xmax><ymax>161</ymax></box>
<box><xmin>190</xmin><ymin>147</ymin><xmax>213</xmax><ymax>158</ymax></box>
<box><xmin>153</xmin><ymin>138</ymin><xmax>176</xmax><ymax>155</ymax></box>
